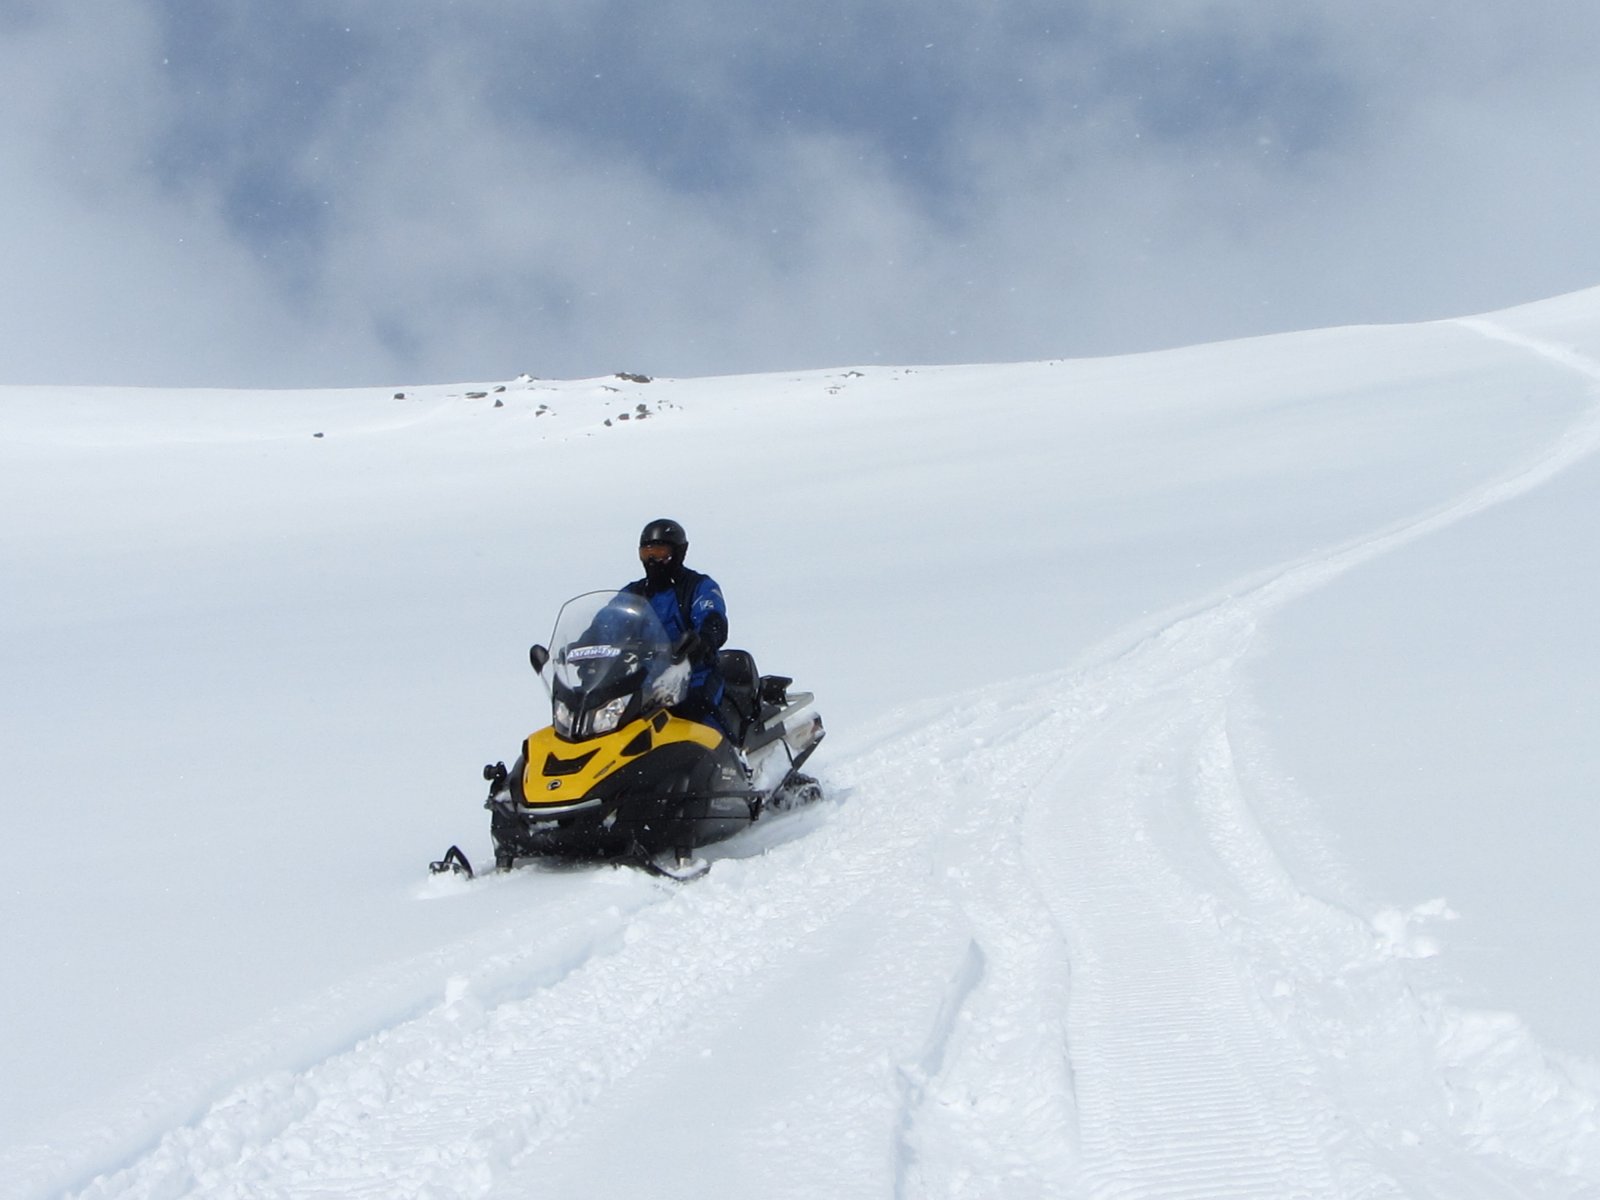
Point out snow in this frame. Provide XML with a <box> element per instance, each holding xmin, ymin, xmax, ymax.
<box><xmin>5</xmin><ymin>292</ymin><xmax>1600</xmax><ymax>1197</ymax></box>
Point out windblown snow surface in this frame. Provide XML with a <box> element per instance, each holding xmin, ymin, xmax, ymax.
<box><xmin>6</xmin><ymin>290</ymin><xmax>1600</xmax><ymax>1198</ymax></box>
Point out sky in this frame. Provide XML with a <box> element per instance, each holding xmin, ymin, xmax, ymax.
<box><xmin>4</xmin><ymin>0</ymin><xmax>1600</xmax><ymax>389</ymax></box>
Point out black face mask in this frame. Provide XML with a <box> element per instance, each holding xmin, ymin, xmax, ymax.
<box><xmin>642</xmin><ymin>556</ymin><xmax>677</xmax><ymax>589</ymax></box>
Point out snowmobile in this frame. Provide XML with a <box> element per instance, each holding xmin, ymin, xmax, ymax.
<box><xmin>431</xmin><ymin>590</ymin><xmax>824</xmax><ymax>881</ymax></box>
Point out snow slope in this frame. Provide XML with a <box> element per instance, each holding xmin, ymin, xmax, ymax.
<box><xmin>5</xmin><ymin>292</ymin><xmax>1600</xmax><ymax>1197</ymax></box>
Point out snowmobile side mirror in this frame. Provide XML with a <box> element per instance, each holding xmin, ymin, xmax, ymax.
<box><xmin>529</xmin><ymin>644</ymin><xmax>549</xmax><ymax>673</ymax></box>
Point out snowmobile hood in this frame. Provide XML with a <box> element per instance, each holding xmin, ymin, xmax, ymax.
<box><xmin>519</xmin><ymin>710</ymin><xmax>722</xmax><ymax>808</ymax></box>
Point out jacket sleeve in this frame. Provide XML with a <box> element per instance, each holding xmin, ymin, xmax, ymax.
<box><xmin>690</xmin><ymin>577</ymin><xmax>728</xmax><ymax>653</ymax></box>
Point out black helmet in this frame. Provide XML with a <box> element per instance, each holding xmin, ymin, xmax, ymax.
<box><xmin>638</xmin><ymin>518</ymin><xmax>688</xmax><ymax>584</ymax></box>
<box><xmin>639</xmin><ymin>518</ymin><xmax>688</xmax><ymax>551</ymax></box>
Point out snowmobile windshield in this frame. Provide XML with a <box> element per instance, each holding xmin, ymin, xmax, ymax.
<box><xmin>543</xmin><ymin>590</ymin><xmax>688</xmax><ymax>740</ymax></box>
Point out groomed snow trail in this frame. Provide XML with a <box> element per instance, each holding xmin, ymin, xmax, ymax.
<box><xmin>64</xmin><ymin>320</ymin><xmax>1600</xmax><ymax>1199</ymax></box>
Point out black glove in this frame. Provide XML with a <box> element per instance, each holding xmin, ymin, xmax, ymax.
<box><xmin>673</xmin><ymin>630</ymin><xmax>702</xmax><ymax>663</ymax></box>
<box><xmin>699</xmin><ymin>612</ymin><xmax>728</xmax><ymax>653</ymax></box>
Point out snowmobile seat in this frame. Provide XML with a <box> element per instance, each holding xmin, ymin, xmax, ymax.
<box><xmin>717</xmin><ymin>649</ymin><xmax>761</xmax><ymax>745</ymax></box>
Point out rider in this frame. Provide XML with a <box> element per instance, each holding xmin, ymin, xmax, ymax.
<box><xmin>623</xmin><ymin>518</ymin><xmax>728</xmax><ymax>725</ymax></box>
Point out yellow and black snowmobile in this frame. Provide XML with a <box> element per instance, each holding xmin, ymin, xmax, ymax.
<box><xmin>431</xmin><ymin>590</ymin><xmax>824</xmax><ymax>881</ymax></box>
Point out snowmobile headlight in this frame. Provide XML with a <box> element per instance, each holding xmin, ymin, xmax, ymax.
<box><xmin>589</xmin><ymin>695</ymin><xmax>629</xmax><ymax>735</ymax></box>
<box><xmin>554</xmin><ymin>700</ymin><xmax>573</xmax><ymax>737</ymax></box>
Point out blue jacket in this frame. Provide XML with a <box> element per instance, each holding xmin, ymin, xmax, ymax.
<box><xmin>623</xmin><ymin>568</ymin><xmax>727</xmax><ymax>706</ymax></box>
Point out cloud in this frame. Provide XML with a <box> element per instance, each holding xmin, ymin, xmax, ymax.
<box><xmin>4</xmin><ymin>1</ymin><xmax>1600</xmax><ymax>387</ymax></box>
<box><xmin>0</xmin><ymin>3</ymin><xmax>375</xmax><ymax>384</ymax></box>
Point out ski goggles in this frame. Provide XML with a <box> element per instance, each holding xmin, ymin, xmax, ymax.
<box><xmin>639</xmin><ymin>542</ymin><xmax>676</xmax><ymax>563</ymax></box>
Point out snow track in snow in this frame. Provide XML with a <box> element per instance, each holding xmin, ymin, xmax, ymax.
<box><xmin>59</xmin><ymin>319</ymin><xmax>1600</xmax><ymax>1199</ymax></box>
<box><xmin>1041</xmin><ymin>316</ymin><xmax>1600</xmax><ymax>1198</ymax></box>
<box><xmin>890</xmin><ymin>317</ymin><xmax>1600</xmax><ymax>1198</ymax></box>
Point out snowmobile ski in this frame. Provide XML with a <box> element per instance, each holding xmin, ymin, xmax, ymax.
<box><xmin>630</xmin><ymin>846</ymin><xmax>712</xmax><ymax>883</ymax></box>
<box><xmin>429</xmin><ymin>844</ymin><xmax>475</xmax><ymax>878</ymax></box>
